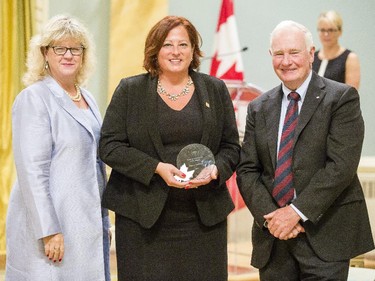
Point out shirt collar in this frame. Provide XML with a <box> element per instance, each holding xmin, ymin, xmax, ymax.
<box><xmin>281</xmin><ymin>70</ymin><xmax>312</xmax><ymax>103</ymax></box>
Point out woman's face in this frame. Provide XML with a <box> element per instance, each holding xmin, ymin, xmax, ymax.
<box><xmin>45</xmin><ymin>38</ymin><xmax>83</xmax><ymax>83</ymax></box>
<box><xmin>317</xmin><ymin>19</ymin><xmax>342</xmax><ymax>48</ymax></box>
<box><xmin>157</xmin><ymin>25</ymin><xmax>193</xmax><ymax>76</ymax></box>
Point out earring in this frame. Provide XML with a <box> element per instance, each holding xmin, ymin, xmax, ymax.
<box><xmin>45</xmin><ymin>61</ymin><xmax>49</xmax><ymax>69</ymax></box>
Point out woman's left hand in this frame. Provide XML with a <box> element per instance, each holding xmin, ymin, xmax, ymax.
<box><xmin>43</xmin><ymin>233</ymin><xmax>64</xmax><ymax>263</ymax></box>
<box><xmin>185</xmin><ymin>165</ymin><xmax>218</xmax><ymax>189</ymax></box>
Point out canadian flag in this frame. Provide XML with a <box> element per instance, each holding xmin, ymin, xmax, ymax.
<box><xmin>210</xmin><ymin>0</ymin><xmax>244</xmax><ymax>82</ymax></box>
<box><xmin>210</xmin><ymin>0</ymin><xmax>246</xmax><ymax>211</ymax></box>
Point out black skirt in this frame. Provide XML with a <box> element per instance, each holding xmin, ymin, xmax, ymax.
<box><xmin>115</xmin><ymin>189</ymin><xmax>228</xmax><ymax>281</ymax></box>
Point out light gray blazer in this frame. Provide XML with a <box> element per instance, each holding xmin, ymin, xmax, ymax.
<box><xmin>6</xmin><ymin>76</ymin><xmax>110</xmax><ymax>281</ymax></box>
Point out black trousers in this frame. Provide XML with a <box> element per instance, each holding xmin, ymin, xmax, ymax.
<box><xmin>259</xmin><ymin>234</ymin><xmax>350</xmax><ymax>281</ymax></box>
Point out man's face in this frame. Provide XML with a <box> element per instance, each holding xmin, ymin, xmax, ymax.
<box><xmin>270</xmin><ymin>27</ymin><xmax>315</xmax><ymax>90</ymax></box>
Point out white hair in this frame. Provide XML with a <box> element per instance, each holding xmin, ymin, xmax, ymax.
<box><xmin>270</xmin><ymin>20</ymin><xmax>314</xmax><ymax>50</ymax></box>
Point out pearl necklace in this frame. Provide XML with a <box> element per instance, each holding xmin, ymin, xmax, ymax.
<box><xmin>64</xmin><ymin>84</ymin><xmax>82</xmax><ymax>102</ymax></box>
<box><xmin>157</xmin><ymin>76</ymin><xmax>193</xmax><ymax>101</ymax></box>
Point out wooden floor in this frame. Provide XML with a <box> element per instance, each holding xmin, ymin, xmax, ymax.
<box><xmin>2</xmin><ymin>248</ymin><xmax>375</xmax><ymax>281</ymax></box>
<box><xmin>0</xmin><ymin>250</ymin><xmax>258</xmax><ymax>281</ymax></box>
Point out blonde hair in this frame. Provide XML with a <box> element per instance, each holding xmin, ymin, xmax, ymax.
<box><xmin>318</xmin><ymin>10</ymin><xmax>343</xmax><ymax>31</ymax></box>
<box><xmin>23</xmin><ymin>14</ymin><xmax>95</xmax><ymax>86</ymax></box>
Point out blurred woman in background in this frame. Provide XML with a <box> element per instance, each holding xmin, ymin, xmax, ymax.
<box><xmin>312</xmin><ymin>10</ymin><xmax>360</xmax><ymax>90</ymax></box>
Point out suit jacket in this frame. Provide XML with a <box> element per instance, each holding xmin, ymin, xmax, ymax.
<box><xmin>237</xmin><ymin>72</ymin><xmax>374</xmax><ymax>268</ymax></box>
<box><xmin>99</xmin><ymin>71</ymin><xmax>240</xmax><ymax>229</ymax></box>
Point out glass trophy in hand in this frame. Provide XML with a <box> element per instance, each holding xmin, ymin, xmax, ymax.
<box><xmin>174</xmin><ymin>143</ymin><xmax>215</xmax><ymax>182</ymax></box>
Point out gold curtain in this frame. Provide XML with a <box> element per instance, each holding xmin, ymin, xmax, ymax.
<box><xmin>108</xmin><ymin>0</ymin><xmax>167</xmax><ymax>100</ymax></box>
<box><xmin>0</xmin><ymin>0</ymin><xmax>36</xmax><ymax>255</ymax></box>
<box><xmin>107</xmin><ymin>0</ymin><xmax>167</xmax><ymax>225</ymax></box>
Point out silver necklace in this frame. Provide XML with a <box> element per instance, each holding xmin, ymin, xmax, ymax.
<box><xmin>157</xmin><ymin>76</ymin><xmax>193</xmax><ymax>101</ymax></box>
<box><xmin>64</xmin><ymin>84</ymin><xmax>82</xmax><ymax>102</ymax></box>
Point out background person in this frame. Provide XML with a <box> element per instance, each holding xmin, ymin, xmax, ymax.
<box><xmin>312</xmin><ymin>10</ymin><xmax>360</xmax><ymax>90</ymax></box>
<box><xmin>237</xmin><ymin>20</ymin><xmax>374</xmax><ymax>280</ymax></box>
<box><xmin>5</xmin><ymin>15</ymin><xmax>110</xmax><ymax>281</ymax></box>
<box><xmin>99</xmin><ymin>15</ymin><xmax>240</xmax><ymax>281</ymax></box>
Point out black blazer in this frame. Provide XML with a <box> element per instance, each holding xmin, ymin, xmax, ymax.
<box><xmin>237</xmin><ymin>72</ymin><xmax>374</xmax><ymax>268</ymax></box>
<box><xmin>99</xmin><ymin>71</ymin><xmax>240</xmax><ymax>229</ymax></box>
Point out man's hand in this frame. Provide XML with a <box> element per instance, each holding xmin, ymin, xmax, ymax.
<box><xmin>264</xmin><ymin>205</ymin><xmax>305</xmax><ymax>240</ymax></box>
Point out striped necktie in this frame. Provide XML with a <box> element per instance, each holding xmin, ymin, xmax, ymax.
<box><xmin>272</xmin><ymin>91</ymin><xmax>300</xmax><ymax>207</ymax></box>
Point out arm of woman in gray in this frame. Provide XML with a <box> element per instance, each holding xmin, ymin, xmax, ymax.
<box><xmin>12</xmin><ymin>88</ymin><xmax>63</xmax><ymax>249</ymax></box>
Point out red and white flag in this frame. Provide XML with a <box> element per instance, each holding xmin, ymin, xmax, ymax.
<box><xmin>210</xmin><ymin>0</ymin><xmax>246</xmax><ymax>211</ymax></box>
<box><xmin>209</xmin><ymin>0</ymin><xmax>244</xmax><ymax>82</ymax></box>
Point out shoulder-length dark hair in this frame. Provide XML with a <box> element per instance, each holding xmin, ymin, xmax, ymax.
<box><xmin>143</xmin><ymin>16</ymin><xmax>203</xmax><ymax>77</ymax></box>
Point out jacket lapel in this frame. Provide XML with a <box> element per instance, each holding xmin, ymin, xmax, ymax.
<box><xmin>295</xmin><ymin>72</ymin><xmax>325</xmax><ymax>139</ymax></box>
<box><xmin>144</xmin><ymin>75</ymin><xmax>168</xmax><ymax>162</ymax></box>
<box><xmin>263</xmin><ymin>86</ymin><xmax>283</xmax><ymax>169</ymax></box>
<box><xmin>43</xmin><ymin>76</ymin><xmax>95</xmax><ymax>140</ymax></box>
<box><xmin>190</xmin><ymin>71</ymin><xmax>212</xmax><ymax>146</ymax></box>
<box><xmin>82</xmin><ymin>88</ymin><xmax>103</xmax><ymax>125</ymax></box>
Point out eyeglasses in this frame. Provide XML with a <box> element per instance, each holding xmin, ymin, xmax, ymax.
<box><xmin>49</xmin><ymin>46</ymin><xmax>85</xmax><ymax>56</ymax></box>
<box><xmin>317</xmin><ymin>28</ymin><xmax>339</xmax><ymax>35</ymax></box>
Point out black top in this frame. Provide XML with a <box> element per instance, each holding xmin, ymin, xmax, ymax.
<box><xmin>157</xmin><ymin>91</ymin><xmax>202</xmax><ymax>165</ymax></box>
<box><xmin>157</xmin><ymin>91</ymin><xmax>203</xmax><ymax>207</ymax></box>
<box><xmin>312</xmin><ymin>49</ymin><xmax>351</xmax><ymax>83</ymax></box>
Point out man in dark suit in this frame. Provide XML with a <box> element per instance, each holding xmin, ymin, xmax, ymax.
<box><xmin>237</xmin><ymin>20</ymin><xmax>374</xmax><ymax>280</ymax></box>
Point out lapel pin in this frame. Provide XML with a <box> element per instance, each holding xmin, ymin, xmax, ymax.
<box><xmin>205</xmin><ymin>102</ymin><xmax>210</xmax><ymax>108</ymax></box>
<box><xmin>316</xmin><ymin>96</ymin><xmax>320</xmax><ymax>99</ymax></box>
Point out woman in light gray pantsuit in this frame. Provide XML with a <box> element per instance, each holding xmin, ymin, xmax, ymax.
<box><xmin>5</xmin><ymin>15</ymin><xmax>110</xmax><ymax>281</ymax></box>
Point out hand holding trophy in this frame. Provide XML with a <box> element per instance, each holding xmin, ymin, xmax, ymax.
<box><xmin>174</xmin><ymin>144</ymin><xmax>215</xmax><ymax>185</ymax></box>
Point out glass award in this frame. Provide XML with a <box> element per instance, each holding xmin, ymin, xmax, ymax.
<box><xmin>174</xmin><ymin>143</ymin><xmax>215</xmax><ymax>182</ymax></box>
